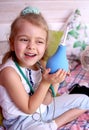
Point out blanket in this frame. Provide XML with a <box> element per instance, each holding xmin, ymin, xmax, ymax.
<box><xmin>57</xmin><ymin>64</ymin><xmax>89</xmax><ymax>130</ymax></box>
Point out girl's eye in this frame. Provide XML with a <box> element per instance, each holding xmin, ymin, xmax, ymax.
<box><xmin>19</xmin><ymin>38</ymin><xmax>29</xmax><ymax>42</ymax></box>
<box><xmin>36</xmin><ymin>40</ymin><xmax>45</xmax><ymax>44</ymax></box>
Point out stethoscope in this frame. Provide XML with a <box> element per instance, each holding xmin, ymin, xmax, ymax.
<box><xmin>15</xmin><ymin>61</ymin><xmax>56</xmax><ymax>97</ymax></box>
<box><xmin>15</xmin><ymin>61</ymin><xmax>42</xmax><ymax>121</ymax></box>
<box><xmin>15</xmin><ymin>61</ymin><xmax>34</xmax><ymax>95</ymax></box>
<box><xmin>14</xmin><ymin>61</ymin><xmax>55</xmax><ymax>121</ymax></box>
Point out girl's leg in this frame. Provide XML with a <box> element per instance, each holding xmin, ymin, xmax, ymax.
<box><xmin>3</xmin><ymin>116</ymin><xmax>57</xmax><ymax>130</ymax></box>
<box><xmin>55</xmin><ymin>108</ymin><xmax>86</xmax><ymax>128</ymax></box>
<box><xmin>43</xmin><ymin>93</ymin><xmax>89</xmax><ymax>128</ymax></box>
<box><xmin>44</xmin><ymin>93</ymin><xmax>89</xmax><ymax>121</ymax></box>
<box><xmin>4</xmin><ymin>94</ymin><xmax>89</xmax><ymax>130</ymax></box>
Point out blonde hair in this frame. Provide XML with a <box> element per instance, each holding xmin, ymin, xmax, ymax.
<box><xmin>2</xmin><ymin>11</ymin><xmax>49</xmax><ymax>64</ymax></box>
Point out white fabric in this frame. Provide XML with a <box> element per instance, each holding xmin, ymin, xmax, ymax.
<box><xmin>0</xmin><ymin>58</ymin><xmax>46</xmax><ymax>120</ymax></box>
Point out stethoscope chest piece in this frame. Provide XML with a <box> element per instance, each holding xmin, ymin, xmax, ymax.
<box><xmin>32</xmin><ymin>112</ymin><xmax>41</xmax><ymax>121</ymax></box>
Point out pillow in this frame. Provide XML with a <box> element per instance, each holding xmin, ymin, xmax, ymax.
<box><xmin>66</xmin><ymin>9</ymin><xmax>89</xmax><ymax>61</ymax></box>
<box><xmin>44</xmin><ymin>30</ymin><xmax>63</xmax><ymax>60</ymax></box>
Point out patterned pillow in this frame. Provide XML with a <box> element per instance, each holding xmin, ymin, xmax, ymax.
<box><xmin>66</xmin><ymin>9</ymin><xmax>89</xmax><ymax>60</ymax></box>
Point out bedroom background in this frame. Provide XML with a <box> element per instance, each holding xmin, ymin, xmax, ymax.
<box><xmin>0</xmin><ymin>0</ymin><xmax>89</xmax><ymax>64</ymax></box>
<box><xmin>0</xmin><ymin>0</ymin><xmax>89</xmax><ymax>130</ymax></box>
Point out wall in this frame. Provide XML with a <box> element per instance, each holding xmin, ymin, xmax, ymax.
<box><xmin>0</xmin><ymin>0</ymin><xmax>89</xmax><ymax>62</ymax></box>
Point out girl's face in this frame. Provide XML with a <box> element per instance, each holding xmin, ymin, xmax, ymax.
<box><xmin>12</xmin><ymin>21</ymin><xmax>47</xmax><ymax>68</ymax></box>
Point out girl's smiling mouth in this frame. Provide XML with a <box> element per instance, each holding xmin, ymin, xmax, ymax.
<box><xmin>25</xmin><ymin>53</ymin><xmax>37</xmax><ymax>57</ymax></box>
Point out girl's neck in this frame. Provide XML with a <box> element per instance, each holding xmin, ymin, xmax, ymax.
<box><xmin>13</xmin><ymin>57</ymin><xmax>39</xmax><ymax>71</ymax></box>
<box><xmin>28</xmin><ymin>64</ymin><xmax>39</xmax><ymax>71</ymax></box>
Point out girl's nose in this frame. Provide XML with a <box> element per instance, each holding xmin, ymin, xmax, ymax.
<box><xmin>27</xmin><ymin>40</ymin><xmax>35</xmax><ymax>49</ymax></box>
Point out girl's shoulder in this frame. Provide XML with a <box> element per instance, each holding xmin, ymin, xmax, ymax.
<box><xmin>0</xmin><ymin>58</ymin><xmax>15</xmax><ymax>71</ymax></box>
<box><xmin>0</xmin><ymin>58</ymin><xmax>27</xmax><ymax>78</ymax></box>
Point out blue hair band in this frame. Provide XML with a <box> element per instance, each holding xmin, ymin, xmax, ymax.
<box><xmin>21</xmin><ymin>6</ymin><xmax>40</xmax><ymax>15</ymax></box>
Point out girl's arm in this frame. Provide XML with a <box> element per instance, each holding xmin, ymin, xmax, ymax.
<box><xmin>0</xmin><ymin>67</ymin><xmax>68</xmax><ymax>114</ymax></box>
<box><xmin>42</xmin><ymin>69</ymin><xmax>68</xmax><ymax>105</ymax></box>
<box><xmin>0</xmin><ymin>67</ymin><xmax>51</xmax><ymax>114</ymax></box>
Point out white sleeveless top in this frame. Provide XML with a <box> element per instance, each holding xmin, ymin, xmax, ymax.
<box><xmin>0</xmin><ymin>58</ymin><xmax>46</xmax><ymax>120</ymax></box>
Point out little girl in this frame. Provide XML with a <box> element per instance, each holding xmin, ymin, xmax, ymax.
<box><xmin>0</xmin><ymin>6</ymin><xmax>89</xmax><ymax>130</ymax></box>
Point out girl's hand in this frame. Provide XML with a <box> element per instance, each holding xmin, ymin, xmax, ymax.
<box><xmin>42</xmin><ymin>68</ymin><xmax>67</xmax><ymax>85</ymax></box>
